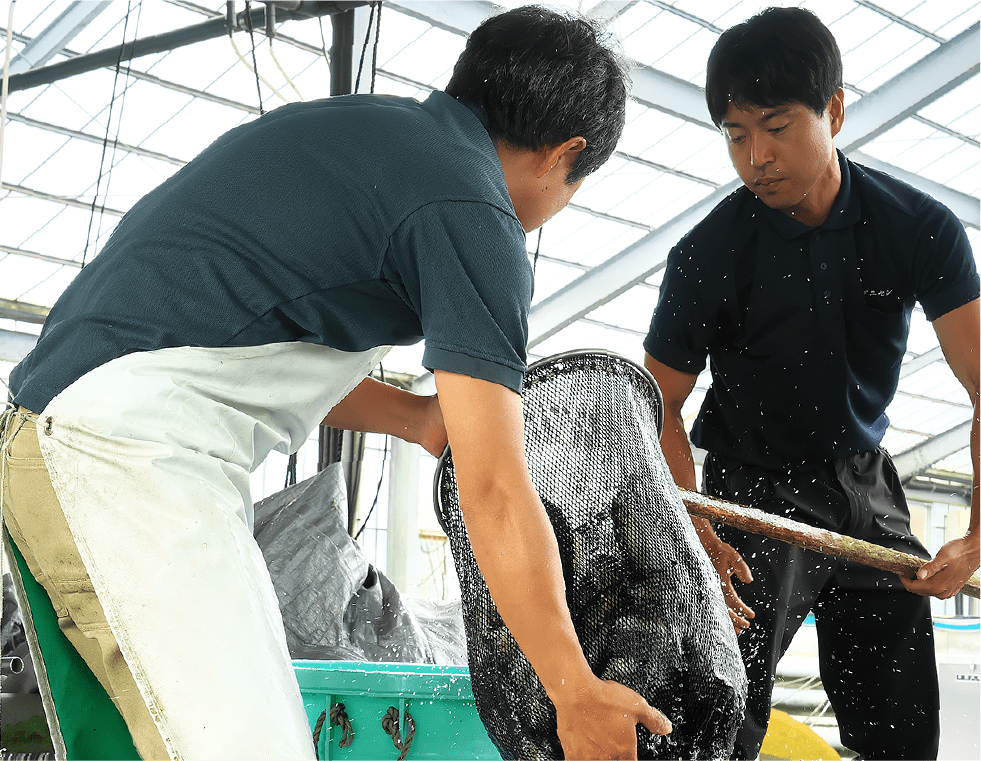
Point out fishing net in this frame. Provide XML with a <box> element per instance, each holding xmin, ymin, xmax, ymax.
<box><xmin>434</xmin><ymin>350</ymin><xmax>747</xmax><ymax>760</ymax></box>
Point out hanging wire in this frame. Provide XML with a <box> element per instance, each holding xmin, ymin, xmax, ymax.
<box><xmin>532</xmin><ymin>227</ymin><xmax>543</xmax><ymax>275</ymax></box>
<box><xmin>368</xmin><ymin>2</ymin><xmax>382</xmax><ymax>94</ymax></box>
<box><xmin>227</xmin><ymin>32</ymin><xmax>289</xmax><ymax>106</ymax></box>
<box><xmin>354</xmin><ymin>364</ymin><xmax>389</xmax><ymax>542</ymax></box>
<box><xmin>353</xmin><ymin>2</ymin><xmax>377</xmax><ymax>94</ymax></box>
<box><xmin>228</xmin><ymin>2</ymin><xmax>289</xmax><ymax>110</ymax></box>
<box><xmin>82</xmin><ymin>0</ymin><xmax>141</xmax><ymax>267</ymax></box>
<box><xmin>244</xmin><ymin>1</ymin><xmax>266</xmax><ymax>113</ymax></box>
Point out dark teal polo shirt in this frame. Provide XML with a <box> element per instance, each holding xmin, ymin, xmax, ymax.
<box><xmin>645</xmin><ymin>151</ymin><xmax>979</xmax><ymax>471</ymax></box>
<box><xmin>11</xmin><ymin>92</ymin><xmax>532</xmax><ymax>412</ymax></box>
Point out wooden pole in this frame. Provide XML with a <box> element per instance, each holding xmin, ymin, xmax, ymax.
<box><xmin>679</xmin><ymin>489</ymin><xmax>981</xmax><ymax>600</ymax></box>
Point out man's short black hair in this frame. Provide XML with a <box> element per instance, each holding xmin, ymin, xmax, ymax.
<box><xmin>705</xmin><ymin>6</ymin><xmax>843</xmax><ymax>128</ymax></box>
<box><xmin>445</xmin><ymin>4</ymin><xmax>629</xmax><ymax>184</ymax></box>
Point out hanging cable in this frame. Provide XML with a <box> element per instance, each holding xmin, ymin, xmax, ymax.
<box><xmin>354</xmin><ymin>363</ymin><xmax>389</xmax><ymax>542</ymax></box>
<box><xmin>228</xmin><ymin>33</ymin><xmax>289</xmax><ymax>107</ymax></box>
<box><xmin>269</xmin><ymin>38</ymin><xmax>303</xmax><ymax>101</ymax></box>
<box><xmin>228</xmin><ymin>2</ymin><xmax>289</xmax><ymax>110</ymax></box>
<box><xmin>0</xmin><ymin>0</ymin><xmax>16</xmax><ymax>197</ymax></box>
<box><xmin>353</xmin><ymin>2</ymin><xmax>376</xmax><ymax>94</ymax></box>
<box><xmin>368</xmin><ymin>2</ymin><xmax>382</xmax><ymax>94</ymax></box>
<box><xmin>532</xmin><ymin>227</ymin><xmax>543</xmax><ymax>275</ymax></box>
<box><xmin>244</xmin><ymin>1</ymin><xmax>266</xmax><ymax>113</ymax></box>
<box><xmin>82</xmin><ymin>0</ymin><xmax>141</xmax><ymax>267</ymax></box>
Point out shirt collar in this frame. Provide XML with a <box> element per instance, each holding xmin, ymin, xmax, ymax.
<box><xmin>755</xmin><ymin>150</ymin><xmax>860</xmax><ymax>240</ymax></box>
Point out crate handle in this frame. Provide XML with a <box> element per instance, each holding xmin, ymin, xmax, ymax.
<box><xmin>382</xmin><ymin>706</ymin><xmax>416</xmax><ymax>760</ymax></box>
<box><xmin>313</xmin><ymin>702</ymin><xmax>354</xmax><ymax>759</ymax></box>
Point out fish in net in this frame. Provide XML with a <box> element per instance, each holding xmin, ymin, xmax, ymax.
<box><xmin>434</xmin><ymin>350</ymin><xmax>747</xmax><ymax>760</ymax></box>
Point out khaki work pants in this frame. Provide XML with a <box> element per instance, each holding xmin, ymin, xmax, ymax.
<box><xmin>2</xmin><ymin>408</ymin><xmax>171</xmax><ymax>760</ymax></box>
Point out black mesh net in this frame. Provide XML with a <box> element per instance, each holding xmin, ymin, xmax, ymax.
<box><xmin>434</xmin><ymin>350</ymin><xmax>747</xmax><ymax>760</ymax></box>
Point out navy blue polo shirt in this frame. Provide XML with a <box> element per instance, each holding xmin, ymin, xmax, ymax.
<box><xmin>11</xmin><ymin>92</ymin><xmax>532</xmax><ymax>412</ymax></box>
<box><xmin>645</xmin><ymin>151</ymin><xmax>979</xmax><ymax>471</ymax></box>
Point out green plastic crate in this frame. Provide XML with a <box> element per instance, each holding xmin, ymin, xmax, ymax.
<box><xmin>293</xmin><ymin>661</ymin><xmax>502</xmax><ymax>760</ymax></box>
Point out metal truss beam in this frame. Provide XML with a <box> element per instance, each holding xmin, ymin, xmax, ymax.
<box><xmin>892</xmin><ymin>421</ymin><xmax>972</xmax><ymax>481</ymax></box>
<box><xmin>7</xmin><ymin>1</ymin><xmax>112</xmax><ymax>75</ymax></box>
<box><xmin>7</xmin><ymin>1</ymin><xmax>366</xmax><ymax>93</ymax></box>
<box><xmin>0</xmin><ymin>299</ymin><xmax>49</xmax><ymax>325</ymax></box>
<box><xmin>837</xmin><ymin>23</ymin><xmax>980</xmax><ymax>150</ymax></box>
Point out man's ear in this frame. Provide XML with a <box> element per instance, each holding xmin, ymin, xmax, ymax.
<box><xmin>535</xmin><ymin>136</ymin><xmax>587</xmax><ymax>179</ymax></box>
<box><xmin>828</xmin><ymin>88</ymin><xmax>845</xmax><ymax>138</ymax></box>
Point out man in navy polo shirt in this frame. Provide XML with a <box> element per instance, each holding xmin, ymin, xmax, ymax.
<box><xmin>644</xmin><ymin>7</ymin><xmax>979</xmax><ymax>760</ymax></box>
<box><xmin>1</xmin><ymin>6</ymin><xmax>671</xmax><ymax>759</ymax></box>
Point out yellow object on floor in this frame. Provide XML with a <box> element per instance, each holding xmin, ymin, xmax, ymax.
<box><xmin>760</xmin><ymin>708</ymin><xmax>841</xmax><ymax>760</ymax></box>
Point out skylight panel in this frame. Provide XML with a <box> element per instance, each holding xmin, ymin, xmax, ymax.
<box><xmin>828</xmin><ymin>6</ymin><xmax>892</xmax><ymax>61</ymax></box>
<box><xmin>644</xmin><ymin>180</ymin><xmax>716</xmax><ymax>229</ymax></box>
<box><xmin>881</xmin><ymin>427</ymin><xmax>924</xmax><ymax>456</ymax></box>
<box><xmin>0</xmin><ymin>195</ymin><xmax>75</xmax><ymax>258</ymax></box>
<box><xmin>903</xmin><ymin>365</ymin><xmax>971</xmax><ymax>403</ymax></box>
<box><xmin>918</xmin><ymin>77</ymin><xmax>980</xmax><ymax>136</ymax></box>
<box><xmin>676</xmin><ymin>0</ymin><xmax>742</xmax><ymax>30</ymax></box>
<box><xmin>16</xmin><ymin>64</ymin><xmax>130</xmax><ymax>135</ymax></box>
<box><xmin>798</xmin><ymin>0</ymin><xmax>861</xmax><ymax>27</ymax></box>
<box><xmin>675</xmin><ymin>138</ymin><xmax>734</xmax><ymax>186</ymax></box>
<box><xmin>619</xmin><ymin>103</ymin><xmax>688</xmax><ymax>157</ymax></box>
<box><xmin>643</xmin><ymin>120</ymin><xmax>721</xmax><ymax>173</ymax></box>
<box><xmin>11</xmin><ymin>137</ymin><xmax>110</xmax><ymax>203</ymax></box>
<box><xmin>140</xmin><ymin>97</ymin><xmax>249</xmax><ymax>160</ymax></box>
<box><xmin>537</xmin><ymin>212</ymin><xmax>645</xmax><ymax>270</ymax></box>
<box><xmin>14</xmin><ymin>204</ymin><xmax>106</xmax><ymax>264</ymax></box>
<box><xmin>932</xmin><ymin>448</ymin><xmax>974</xmax><ymax>474</ymax></box>
<box><xmin>859</xmin><ymin>117</ymin><xmax>938</xmax><ymax>166</ymax></box>
<box><xmin>0</xmin><ymin>121</ymin><xmax>70</xmax><ymax>187</ymax></box>
<box><xmin>865</xmin><ymin>120</ymin><xmax>976</xmax><ymax>191</ymax></box>
<box><xmin>376</xmin><ymin>8</ymin><xmax>435</xmax><ymax>66</ymax></box>
<box><xmin>615</xmin><ymin>2</ymin><xmax>663</xmax><ymax>68</ymax></box>
<box><xmin>576</xmin><ymin>161</ymin><xmax>663</xmax><ymax>218</ymax></box>
<box><xmin>0</xmin><ymin>254</ymin><xmax>61</xmax><ymax>300</ymax></box>
<box><xmin>919</xmin><ymin>143</ymin><xmax>979</xmax><ymax>195</ymax></box>
<box><xmin>648</xmin><ymin>26</ymin><xmax>717</xmax><ymax>84</ymax></box>
<box><xmin>96</xmin><ymin>78</ymin><xmax>190</xmax><ymax>147</ymax></box>
<box><xmin>842</xmin><ymin>21</ymin><xmax>931</xmax><ymax>91</ymax></box>
<box><xmin>853</xmin><ymin>36</ymin><xmax>940</xmax><ymax>93</ymax></box>
<box><xmin>380</xmin><ymin>27</ymin><xmax>464</xmax><ymax>89</ymax></box>
<box><xmin>903</xmin><ymin>0</ymin><xmax>979</xmax><ymax>37</ymax></box>
<box><xmin>589</xmin><ymin>285</ymin><xmax>659</xmax><ymax>331</ymax></box>
<box><xmin>902</xmin><ymin>398</ymin><xmax>970</xmax><ymax>437</ymax></box>
<box><xmin>623</xmin><ymin>8</ymin><xmax>704</xmax><ymax>71</ymax></box>
<box><xmin>528</xmin><ymin>259</ymin><xmax>588</xmax><ymax>303</ymax></box>
<box><xmin>576</xmin><ymin>226</ymin><xmax>650</xmax><ymax>270</ymax></box>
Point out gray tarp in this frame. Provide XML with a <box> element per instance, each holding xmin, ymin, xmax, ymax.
<box><xmin>253</xmin><ymin>463</ymin><xmax>467</xmax><ymax>665</ymax></box>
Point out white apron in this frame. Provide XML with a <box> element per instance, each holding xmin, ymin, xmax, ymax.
<box><xmin>34</xmin><ymin>341</ymin><xmax>390</xmax><ymax>760</ymax></box>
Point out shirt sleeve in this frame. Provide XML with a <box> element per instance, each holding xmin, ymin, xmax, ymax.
<box><xmin>643</xmin><ymin>238</ymin><xmax>715</xmax><ymax>375</ymax></box>
<box><xmin>911</xmin><ymin>196</ymin><xmax>980</xmax><ymax>320</ymax></box>
<box><xmin>386</xmin><ymin>200</ymin><xmax>532</xmax><ymax>392</ymax></box>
